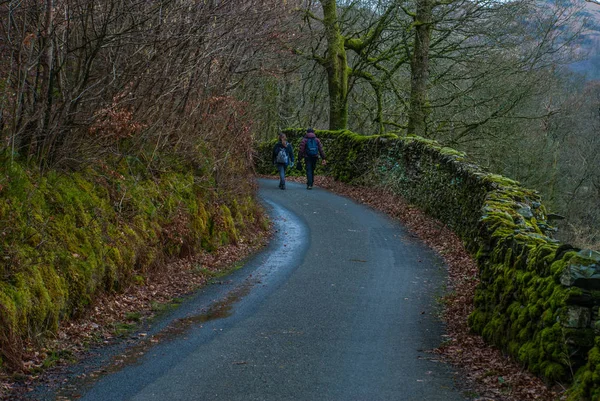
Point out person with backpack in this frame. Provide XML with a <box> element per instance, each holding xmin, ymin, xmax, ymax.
<box><xmin>272</xmin><ymin>132</ymin><xmax>294</xmax><ymax>190</ymax></box>
<box><xmin>298</xmin><ymin>128</ymin><xmax>326</xmax><ymax>190</ymax></box>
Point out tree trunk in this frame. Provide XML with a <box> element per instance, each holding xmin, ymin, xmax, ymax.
<box><xmin>407</xmin><ymin>0</ymin><xmax>432</xmax><ymax>137</ymax></box>
<box><xmin>321</xmin><ymin>0</ymin><xmax>348</xmax><ymax>130</ymax></box>
<box><xmin>37</xmin><ymin>0</ymin><xmax>55</xmax><ymax>164</ymax></box>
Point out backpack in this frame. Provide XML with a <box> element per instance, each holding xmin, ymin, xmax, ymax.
<box><xmin>276</xmin><ymin>146</ymin><xmax>289</xmax><ymax>164</ymax></box>
<box><xmin>306</xmin><ymin>137</ymin><xmax>319</xmax><ymax>157</ymax></box>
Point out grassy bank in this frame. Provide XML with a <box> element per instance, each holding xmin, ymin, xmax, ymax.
<box><xmin>0</xmin><ymin>152</ymin><xmax>267</xmax><ymax>371</ymax></box>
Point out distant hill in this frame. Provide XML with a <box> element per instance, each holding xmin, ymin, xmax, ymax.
<box><xmin>570</xmin><ymin>1</ymin><xmax>600</xmax><ymax>80</ymax></box>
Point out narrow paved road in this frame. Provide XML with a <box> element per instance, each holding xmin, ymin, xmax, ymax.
<box><xmin>47</xmin><ymin>178</ymin><xmax>467</xmax><ymax>401</ymax></box>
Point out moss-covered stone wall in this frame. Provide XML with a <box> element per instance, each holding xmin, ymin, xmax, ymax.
<box><xmin>257</xmin><ymin>129</ymin><xmax>600</xmax><ymax>398</ymax></box>
<box><xmin>0</xmin><ymin>153</ymin><xmax>265</xmax><ymax>370</ymax></box>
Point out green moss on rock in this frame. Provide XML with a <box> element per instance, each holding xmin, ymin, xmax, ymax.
<box><xmin>0</xmin><ymin>149</ymin><xmax>264</xmax><ymax>369</ymax></box>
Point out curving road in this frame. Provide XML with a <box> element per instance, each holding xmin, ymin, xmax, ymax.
<box><xmin>43</xmin><ymin>178</ymin><xmax>467</xmax><ymax>401</ymax></box>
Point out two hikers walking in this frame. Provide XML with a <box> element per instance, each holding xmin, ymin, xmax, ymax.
<box><xmin>272</xmin><ymin>128</ymin><xmax>326</xmax><ymax>190</ymax></box>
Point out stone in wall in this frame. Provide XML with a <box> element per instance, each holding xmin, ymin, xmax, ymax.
<box><xmin>562</xmin><ymin>306</ymin><xmax>592</xmax><ymax>328</ymax></box>
<box><xmin>561</xmin><ymin>251</ymin><xmax>600</xmax><ymax>290</ymax></box>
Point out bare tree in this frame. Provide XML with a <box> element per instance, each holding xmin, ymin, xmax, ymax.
<box><xmin>0</xmin><ymin>0</ymin><xmax>297</xmax><ymax>168</ymax></box>
<box><xmin>296</xmin><ymin>0</ymin><xmax>581</xmax><ymax>137</ymax></box>
<box><xmin>298</xmin><ymin>0</ymin><xmax>411</xmax><ymax>131</ymax></box>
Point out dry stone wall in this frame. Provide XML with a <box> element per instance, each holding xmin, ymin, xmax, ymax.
<box><xmin>256</xmin><ymin>129</ymin><xmax>600</xmax><ymax>398</ymax></box>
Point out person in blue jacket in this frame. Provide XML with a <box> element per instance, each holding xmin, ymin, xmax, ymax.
<box><xmin>298</xmin><ymin>128</ymin><xmax>326</xmax><ymax>190</ymax></box>
<box><xmin>272</xmin><ymin>132</ymin><xmax>294</xmax><ymax>190</ymax></box>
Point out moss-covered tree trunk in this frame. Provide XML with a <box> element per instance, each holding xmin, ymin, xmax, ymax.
<box><xmin>321</xmin><ymin>0</ymin><xmax>349</xmax><ymax>130</ymax></box>
<box><xmin>407</xmin><ymin>0</ymin><xmax>433</xmax><ymax>137</ymax></box>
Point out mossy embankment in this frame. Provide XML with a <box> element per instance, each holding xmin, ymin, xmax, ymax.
<box><xmin>257</xmin><ymin>129</ymin><xmax>600</xmax><ymax>399</ymax></box>
<box><xmin>0</xmin><ymin>152</ymin><xmax>266</xmax><ymax>372</ymax></box>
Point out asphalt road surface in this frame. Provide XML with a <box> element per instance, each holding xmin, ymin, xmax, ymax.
<box><xmin>45</xmin><ymin>178</ymin><xmax>467</xmax><ymax>401</ymax></box>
